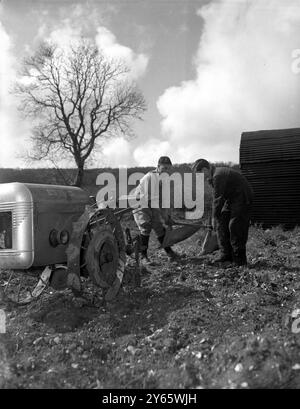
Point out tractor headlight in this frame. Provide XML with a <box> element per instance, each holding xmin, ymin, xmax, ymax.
<box><xmin>60</xmin><ymin>230</ymin><xmax>69</xmax><ymax>245</ymax></box>
<box><xmin>49</xmin><ymin>229</ymin><xmax>70</xmax><ymax>247</ymax></box>
<box><xmin>49</xmin><ymin>229</ymin><xmax>59</xmax><ymax>247</ymax></box>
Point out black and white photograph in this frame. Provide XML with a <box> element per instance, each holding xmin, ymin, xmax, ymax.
<box><xmin>0</xmin><ymin>0</ymin><xmax>300</xmax><ymax>391</ymax></box>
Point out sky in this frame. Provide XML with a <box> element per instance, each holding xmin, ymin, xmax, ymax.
<box><xmin>0</xmin><ymin>0</ymin><xmax>300</xmax><ymax>168</ymax></box>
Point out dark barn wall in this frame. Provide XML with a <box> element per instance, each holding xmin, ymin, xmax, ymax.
<box><xmin>240</xmin><ymin>128</ymin><xmax>300</xmax><ymax>228</ymax></box>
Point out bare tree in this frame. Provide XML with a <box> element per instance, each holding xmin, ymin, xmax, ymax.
<box><xmin>15</xmin><ymin>40</ymin><xmax>146</xmax><ymax>186</ymax></box>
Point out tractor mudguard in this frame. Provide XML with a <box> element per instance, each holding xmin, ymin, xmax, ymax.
<box><xmin>66</xmin><ymin>205</ymin><xmax>95</xmax><ymax>293</ymax></box>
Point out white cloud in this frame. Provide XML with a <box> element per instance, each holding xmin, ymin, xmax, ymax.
<box><xmin>102</xmin><ymin>137</ymin><xmax>133</xmax><ymax>167</ymax></box>
<box><xmin>133</xmin><ymin>139</ymin><xmax>171</xmax><ymax>166</ymax></box>
<box><xmin>0</xmin><ymin>21</ymin><xmax>28</xmax><ymax>167</ymax></box>
<box><xmin>47</xmin><ymin>19</ymin><xmax>82</xmax><ymax>50</ymax></box>
<box><xmin>40</xmin><ymin>21</ymin><xmax>148</xmax><ymax>80</ymax></box>
<box><xmin>101</xmin><ymin>136</ymin><xmax>171</xmax><ymax>168</ymax></box>
<box><xmin>157</xmin><ymin>0</ymin><xmax>300</xmax><ymax>164</ymax></box>
<box><xmin>95</xmin><ymin>27</ymin><xmax>148</xmax><ymax>79</ymax></box>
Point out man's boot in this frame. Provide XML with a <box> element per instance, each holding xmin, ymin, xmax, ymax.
<box><xmin>232</xmin><ymin>249</ymin><xmax>247</xmax><ymax>266</ymax></box>
<box><xmin>157</xmin><ymin>234</ymin><xmax>181</xmax><ymax>261</ymax></box>
<box><xmin>214</xmin><ymin>252</ymin><xmax>233</xmax><ymax>263</ymax></box>
<box><xmin>214</xmin><ymin>214</ymin><xmax>233</xmax><ymax>264</ymax></box>
<box><xmin>165</xmin><ymin>247</ymin><xmax>182</xmax><ymax>261</ymax></box>
<box><xmin>139</xmin><ymin>234</ymin><xmax>153</xmax><ymax>267</ymax></box>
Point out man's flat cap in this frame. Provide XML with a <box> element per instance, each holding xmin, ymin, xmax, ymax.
<box><xmin>191</xmin><ymin>158</ymin><xmax>210</xmax><ymax>172</ymax></box>
<box><xmin>158</xmin><ymin>156</ymin><xmax>172</xmax><ymax>165</ymax></box>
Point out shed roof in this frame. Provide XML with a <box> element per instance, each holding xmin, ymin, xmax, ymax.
<box><xmin>240</xmin><ymin>128</ymin><xmax>300</xmax><ymax>164</ymax></box>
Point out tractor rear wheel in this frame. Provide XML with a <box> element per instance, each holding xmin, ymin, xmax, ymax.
<box><xmin>84</xmin><ymin>220</ymin><xmax>126</xmax><ymax>301</ymax></box>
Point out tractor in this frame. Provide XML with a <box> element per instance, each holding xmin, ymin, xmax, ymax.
<box><xmin>0</xmin><ymin>182</ymin><xmax>209</xmax><ymax>306</ymax></box>
<box><xmin>0</xmin><ymin>182</ymin><xmax>141</xmax><ymax>305</ymax></box>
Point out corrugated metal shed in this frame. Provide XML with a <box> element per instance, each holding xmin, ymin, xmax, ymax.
<box><xmin>240</xmin><ymin>128</ymin><xmax>300</xmax><ymax>228</ymax></box>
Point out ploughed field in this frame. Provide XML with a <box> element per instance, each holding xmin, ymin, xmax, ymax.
<box><xmin>1</xmin><ymin>223</ymin><xmax>300</xmax><ymax>389</ymax></box>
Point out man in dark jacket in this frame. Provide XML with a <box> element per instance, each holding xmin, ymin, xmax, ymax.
<box><xmin>192</xmin><ymin>159</ymin><xmax>254</xmax><ymax>266</ymax></box>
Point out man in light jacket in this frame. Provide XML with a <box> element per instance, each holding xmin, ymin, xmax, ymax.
<box><xmin>133</xmin><ymin>156</ymin><xmax>180</xmax><ymax>266</ymax></box>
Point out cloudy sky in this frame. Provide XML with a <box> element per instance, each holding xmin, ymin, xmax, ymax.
<box><xmin>1</xmin><ymin>0</ymin><xmax>300</xmax><ymax>168</ymax></box>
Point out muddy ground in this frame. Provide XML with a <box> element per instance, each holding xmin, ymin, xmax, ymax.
<box><xmin>1</xmin><ymin>224</ymin><xmax>300</xmax><ymax>389</ymax></box>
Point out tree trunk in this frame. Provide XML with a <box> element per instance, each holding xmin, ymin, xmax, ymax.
<box><xmin>74</xmin><ymin>164</ymin><xmax>84</xmax><ymax>187</ymax></box>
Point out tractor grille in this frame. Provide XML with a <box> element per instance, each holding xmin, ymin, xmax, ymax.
<box><xmin>0</xmin><ymin>211</ymin><xmax>12</xmax><ymax>249</ymax></box>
